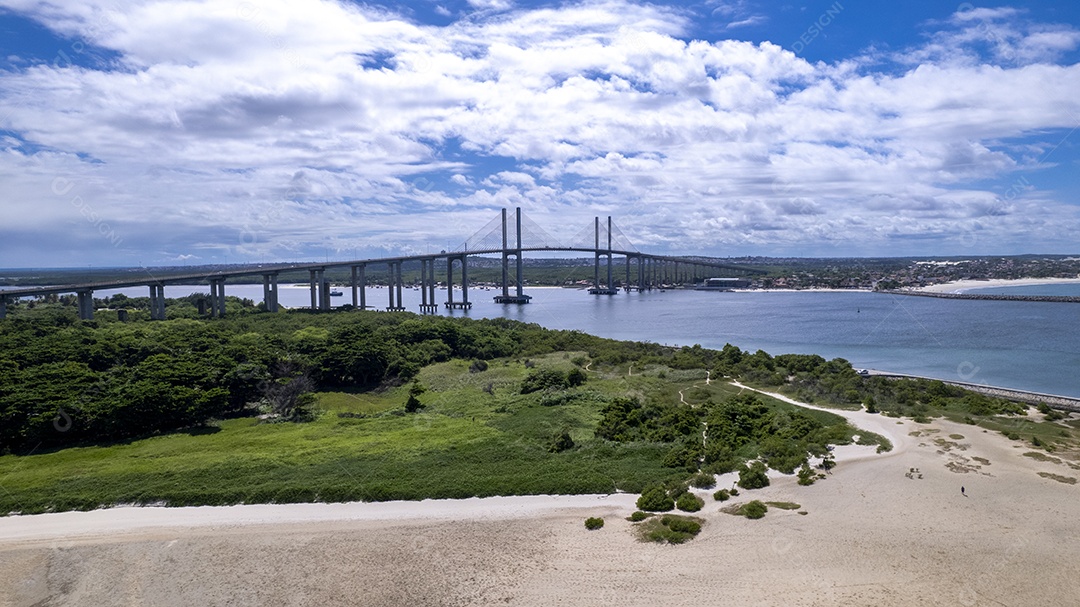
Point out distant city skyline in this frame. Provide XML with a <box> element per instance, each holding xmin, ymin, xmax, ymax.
<box><xmin>1</xmin><ymin>0</ymin><xmax>1079</xmax><ymax>267</ymax></box>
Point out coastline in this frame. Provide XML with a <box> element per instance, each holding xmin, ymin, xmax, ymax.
<box><xmin>916</xmin><ymin>276</ymin><xmax>1080</xmax><ymax>294</ymax></box>
<box><xmin>4</xmin><ymin>393</ymin><xmax>1080</xmax><ymax>605</ymax></box>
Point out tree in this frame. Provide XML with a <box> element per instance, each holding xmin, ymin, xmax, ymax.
<box><xmin>548</xmin><ymin>429</ymin><xmax>574</xmax><ymax>453</ymax></box>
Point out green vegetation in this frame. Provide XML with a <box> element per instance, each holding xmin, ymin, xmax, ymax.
<box><xmin>738</xmin><ymin>461</ymin><xmax>770</xmax><ymax>490</ymax></box>
<box><xmin>675</xmin><ymin>492</ymin><xmax>705</xmax><ymax>512</ymax></box>
<box><xmin>765</xmin><ymin>501</ymin><xmax>801</xmax><ymax>510</ymax></box>
<box><xmin>713</xmin><ymin>488</ymin><xmax>730</xmax><ymax>502</ymax></box>
<box><xmin>636</xmin><ymin>514</ymin><xmax>704</xmax><ymax>544</ymax></box>
<box><xmin>738</xmin><ymin>500</ymin><xmax>768</xmax><ymax>519</ymax></box>
<box><xmin>797</xmin><ymin>462</ymin><xmax>816</xmax><ymax>486</ymax></box>
<box><xmin>0</xmin><ymin>305</ymin><xmax>1051</xmax><ymax>516</ymax></box>
<box><xmin>584</xmin><ymin>516</ymin><xmax>605</xmax><ymax>530</ymax></box>
<box><xmin>636</xmin><ymin>485</ymin><xmax>675</xmax><ymax>512</ymax></box>
<box><xmin>689</xmin><ymin>472</ymin><xmax>716</xmax><ymax>489</ymax></box>
<box><xmin>627</xmin><ymin>510</ymin><xmax>651</xmax><ymax>522</ymax></box>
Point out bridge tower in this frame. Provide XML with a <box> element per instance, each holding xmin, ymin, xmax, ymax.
<box><xmin>589</xmin><ymin>216</ymin><xmax>618</xmax><ymax>295</ymax></box>
<box><xmin>494</xmin><ymin>207</ymin><xmax>532</xmax><ymax>304</ymax></box>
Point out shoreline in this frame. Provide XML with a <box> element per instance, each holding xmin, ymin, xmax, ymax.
<box><xmin>916</xmin><ymin>276</ymin><xmax>1080</xmax><ymax>294</ymax></box>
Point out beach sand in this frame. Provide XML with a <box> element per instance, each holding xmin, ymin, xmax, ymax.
<box><xmin>917</xmin><ymin>277</ymin><xmax>1080</xmax><ymax>294</ymax></box>
<box><xmin>3</xmin><ymin>404</ymin><xmax>1079</xmax><ymax>606</ymax></box>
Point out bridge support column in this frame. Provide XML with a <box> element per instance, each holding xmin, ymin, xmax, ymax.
<box><xmin>77</xmin><ymin>289</ymin><xmax>94</xmax><ymax>320</ymax></box>
<box><xmin>309</xmin><ymin>270</ymin><xmax>319</xmax><ymax>310</ymax></box>
<box><xmin>419</xmin><ymin>258</ymin><xmax>438</xmax><ymax>313</ymax></box>
<box><xmin>386</xmin><ymin>261</ymin><xmax>405</xmax><ymax>311</ymax></box>
<box><xmin>149</xmin><ymin>284</ymin><xmax>166</xmax><ymax>320</ymax></box>
<box><xmin>209</xmin><ymin>279</ymin><xmax>226</xmax><ymax>318</ymax></box>
<box><xmin>262</xmin><ymin>273</ymin><xmax>279</xmax><ymax>312</ymax></box>
<box><xmin>351</xmin><ymin>264</ymin><xmax>366</xmax><ymax>309</ymax></box>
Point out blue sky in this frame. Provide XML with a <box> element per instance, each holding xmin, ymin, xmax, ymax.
<box><xmin>1</xmin><ymin>0</ymin><xmax>1079</xmax><ymax>267</ymax></box>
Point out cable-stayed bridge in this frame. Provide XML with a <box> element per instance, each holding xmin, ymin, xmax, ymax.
<box><xmin>0</xmin><ymin>208</ymin><xmax>764</xmax><ymax>320</ymax></box>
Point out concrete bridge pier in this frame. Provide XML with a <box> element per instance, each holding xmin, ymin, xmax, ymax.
<box><xmin>262</xmin><ymin>273</ymin><xmax>279</xmax><ymax>313</ymax></box>
<box><xmin>209</xmin><ymin>279</ymin><xmax>226</xmax><ymax>318</ymax></box>
<box><xmin>308</xmin><ymin>269</ymin><xmax>330</xmax><ymax>311</ymax></box>
<box><xmin>446</xmin><ymin>254</ymin><xmax>471</xmax><ymax>309</ymax></box>
<box><xmin>351</xmin><ymin>264</ymin><xmax>366</xmax><ymax>309</ymax></box>
<box><xmin>419</xmin><ymin>258</ymin><xmax>439</xmax><ymax>313</ymax></box>
<box><xmin>386</xmin><ymin>261</ymin><xmax>405</xmax><ymax>311</ymax></box>
<box><xmin>77</xmin><ymin>289</ymin><xmax>94</xmax><ymax>320</ymax></box>
<box><xmin>149</xmin><ymin>284</ymin><xmax>166</xmax><ymax>320</ymax></box>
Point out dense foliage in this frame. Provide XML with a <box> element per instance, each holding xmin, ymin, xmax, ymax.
<box><xmin>596</xmin><ymin>392</ymin><xmax>867</xmax><ymax>476</ymax></box>
<box><xmin>0</xmin><ymin>308</ymin><xmax>666</xmax><ymax>454</ymax></box>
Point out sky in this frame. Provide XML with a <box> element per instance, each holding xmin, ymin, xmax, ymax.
<box><xmin>1</xmin><ymin>0</ymin><xmax>1079</xmax><ymax>267</ymax></box>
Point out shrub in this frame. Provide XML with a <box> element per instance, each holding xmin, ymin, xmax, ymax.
<box><xmin>638</xmin><ymin>514</ymin><xmax>704</xmax><ymax>544</ymax></box>
<box><xmin>404</xmin><ymin>394</ymin><xmax>424</xmax><ymax>413</ymax></box>
<box><xmin>566</xmin><ymin>367</ymin><xmax>588</xmax><ymax>387</ymax></box>
<box><xmin>738</xmin><ymin>461</ymin><xmax>770</xmax><ymax>490</ymax></box>
<box><xmin>676</xmin><ymin>492</ymin><xmax>704</xmax><ymax>512</ymax></box>
<box><xmin>548</xmin><ymin>430</ymin><xmax>575</xmax><ymax>453</ymax></box>
<box><xmin>713</xmin><ymin>489</ymin><xmax>730</xmax><ymax>502</ymax></box>
<box><xmin>797</xmin><ymin>462</ymin><xmax>816</xmax><ymax>486</ymax></box>
<box><xmin>469</xmin><ymin>359</ymin><xmax>488</xmax><ymax>373</ymax></box>
<box><xmin>584</xmin><ymin>517</ymin><xmax>604</xmax><ymax>530</ymax></box>
<box><xmin>740</xmin><ymin>500</ymin><xmax>768</xmax><ymax>519</ymax></box>
<box><xmin>689</xmin><ymin>472</ymin><xmax>716</xmax><ymax>490</ymax></box>
<box><xmin>636</xmin><ymin>485</ymin><xmax>675</xmax><ymax>512</ymax></box>
<box><xmin>627</xmin><ymin>510</ymin><xmax>651</xmax><ymax>522</ymax></box>
<box><xmin>660</xmin><ymin>515</ymin><xmax>701</xmax><ymax>534</ymax></box>
<box><xmin>520</xmin><ymin>368</ymin><xmax>568</xmax><ymax>394</ymax></box>
<box><xmin>729</xmin><ymin>488</ymin><xmax>739</xmax><ymax>496</ymax></box>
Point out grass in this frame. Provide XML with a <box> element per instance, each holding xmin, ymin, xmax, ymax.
<box><xmin>765</xmin><ymin>501</ymin><xmax>801</xmax><ymax>510</ymax></box>
<box><xmin>0</xmin><ymin>350</ymin><xmax>910</xmax><ymax>515</ymax></box>
<box><xmin>0</xmin><ymin>354</ymin><xmax>699</xmax><ymax>515</ymax></box>
<box><xmin>1037</xmin><ymin>472</ymin><xmax>1077</xmax><ymax>485</ymax></box>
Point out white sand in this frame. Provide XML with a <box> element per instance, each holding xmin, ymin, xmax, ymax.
<box><xmin>918</xmin><ymin>277</ymin><xmax>1080</xmax><ymax>294</ymax></box>
<box><xmin>3</xmin><ymin>397</ymin><xmax>1080</xmax><ymax>606</ymax></box>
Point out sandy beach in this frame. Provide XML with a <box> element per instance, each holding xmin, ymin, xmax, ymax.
<box><xmin>917</xmin><ymin>277</ymin><xmax>1080</xmax><ymax>294</ymax></box>
<box><xmin>3</xmin><ymin>400</ymin><xmax>1079</xmax><ymax>606</ymax></box>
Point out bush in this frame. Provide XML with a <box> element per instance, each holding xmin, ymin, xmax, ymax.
<box><xmin>404</xmin><ymin>394</ymin><xmax>424</xmax><ymax>413</ymax></box>
<box><xmin>675</xmin><ymin>492</ymin><xmax>704</xmax><ymax>512</ymax></box>
<box><xmin>584</xmin><ymin>517</ymin><xmax>604</xmax><ymax>530</ymax></box>
<box><xmin>639</xmin><ymin>514</ymin><xmax>704</xmax><ymax>544</ymax></box>
<box><xmin>797</xmin><ymin>462</ymin><xmax>816</xmax><ymax>486</ymax></box>
<box><xmin>636</xmin><ymin>485</ymin><xmax>675</xmax><ymax>512</ymax></box>
<box><xmin>627</xmin><ymin>510</ymin><xmax>650</xmax><ymax>522</ymax></box>
<box><xmin>548</xmin><ymin>430</ymin><xmax>575</xmax><ymax>453</ymax></box>
<box><xmin>469</xmin><ymin>359</ymin><xmax>488</xmax><ymax>373</ymax></box>
<box><xmin>739</xmin><ymin>500</ymin><xmax>768</xmax><ymax>519</ymax></box>
<box><xmin>689</xmin><ymin>472</ymin><xmax>716</xmax><ymax>489</ymax></box>
<box><xmin>729</xmin><ymin>488</ymin><xmax>739</xmax><ymax>496</ymax></box>
<box><xmin>738</xmin><ymin>461</ymin><xmax>770</xmax><ymax>490</ymax></box>
<box><xmin>713</xmin><ymin>489</ymin><xmax>730</xmax><ymax>501</ymax></box>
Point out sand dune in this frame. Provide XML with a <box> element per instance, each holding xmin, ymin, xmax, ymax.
<box><xmin>3</xmin><ymin>407</ymin><xmax>1079</xmax><ymax>606</ymax></box>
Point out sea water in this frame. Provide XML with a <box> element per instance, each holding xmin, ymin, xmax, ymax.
<box><xmin>7</xmin><ymin>283</ymin><xmax>1080</xmax><ymax>398</ymax></box>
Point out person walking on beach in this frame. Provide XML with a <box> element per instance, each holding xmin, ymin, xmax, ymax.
<box><xmin>961</xmin><ymin>486</ymin><xmax>965</xmax><ymax>496</ymax></box>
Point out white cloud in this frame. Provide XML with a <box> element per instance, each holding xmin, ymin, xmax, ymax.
<box><xmin>0</xmin><ymin>0</ymin><xmax>1078</xmax><ymax>264</ymax></box>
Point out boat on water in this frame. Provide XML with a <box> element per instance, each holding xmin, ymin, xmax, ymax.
<box><xmin>329</xmin><ymin>290</ymin><xmax>343</xmax><ymax>297</ymax></box>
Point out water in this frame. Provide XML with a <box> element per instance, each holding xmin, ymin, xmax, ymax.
<box><xmin>6</xmin><ymin>283</ymin><xmax>1080</xmax><ymax>398</ymax></box>
<box><xmin>962</xmin><ymin>283</ymin><xmax>1080</xmax><ymax>297</ymax></box>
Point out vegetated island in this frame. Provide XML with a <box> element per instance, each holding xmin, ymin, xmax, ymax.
<box><xmin>0</xmin><ymin>302</ymin><xmax>1071</xmax><ymax>516</ymax></box>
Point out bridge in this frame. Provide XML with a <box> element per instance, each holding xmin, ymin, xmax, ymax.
<box><xmin>0</xmin><ymin>208</ymin><xmax>764</xmax><ymax>320</ymax></box>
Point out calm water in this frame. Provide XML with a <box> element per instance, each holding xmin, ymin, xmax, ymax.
<box><xmin>6</xmin><ymin>283</ymin><xmax>1080</xmax><ymax>398</ymax></box>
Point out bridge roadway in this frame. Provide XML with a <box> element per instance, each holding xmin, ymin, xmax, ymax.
<box><xmin>0</xmin><ymin>210</ymin><xmax>765</xmax><ymax>320</ymax></box>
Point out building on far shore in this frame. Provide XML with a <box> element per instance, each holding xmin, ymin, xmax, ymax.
<box><xmin>695</xmin><ymin>277</ymin><xmax>751</xmax><ymax>290</ymax></box>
